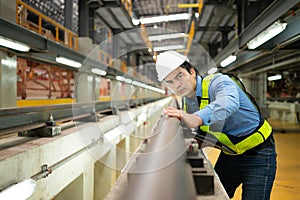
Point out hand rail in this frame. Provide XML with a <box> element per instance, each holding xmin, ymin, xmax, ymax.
<box><xmin>140</xmin><ymin>24</ymin><xmax>153</xmax><ymax>51</ymax></box>
<box><xmin>121</xmin><ymin>0</ymin><xmax>132</xmax><ymax>17</ymax></box>
<box><xmin>99</xmin><ymin>49</ymin><xmax>113</xmax><ymax>66</ymax></box>
<box><xmin>16</xmin><ymin>0</ymin><xmax>78</xmax><ymax>51</ymax></box>
<box><xmin>185</xmin><ymin>20</ymin><xmax>195</xmax><ymax>56</ymax></box>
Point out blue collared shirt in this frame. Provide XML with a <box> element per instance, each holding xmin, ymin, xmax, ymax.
<box><xmin>186</xmin><ymin>74</ymin><xmax>260</xmax><ymax>137</ymax></box>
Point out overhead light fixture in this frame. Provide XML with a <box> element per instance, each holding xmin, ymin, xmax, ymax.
<box><xmin>91</xmin><ymin>68</ymin><xmax>107</xmax><ymax>76</ymax></box>
<box><xmin>153</xmin><ymin>45</ymin><xmax>185</xmax><ymax>52</ymax></box>
<box><xmin>220</xmin><ymin>55</ymin><xmax>237</xmax><ymax>67</ymax></box>
<box><xmin>268</xmin><ymin>74</ymin><xmax>282</xmax><ymax>81</ymax></box>
<box><xmin>208</xmin><ymin>67</ymin><xmax>218</xmax><ymax>74</ymax></box>
<box><xmin>124</xmin><ymin>78</ymin><xmax>132</xmax><ymax>84</ymax></box>
<box><xmin>0</xmin><ymin>36</ymin><xmax>30</xmax><ymax>52</ymax></box>
<box><xmin>132</xmin><ymin>81</ymin><xmax>143</xmax><ymax>87</ymax></box>
<box><xmin>132</xmin><ymin>18</ymin><xmax>140</xmax><ymax>26</ymax></box>
<box><xmin>116</xmin><ymin>75</ymin><xmax>125</xmax><ymax>81</ymax></box>
<box><xmin>148</xmin><ymin>33</ymin><xmax>187</xmax><ymax>41</ymax></box>
<box><xmin>247</xmin><ymin>20</ymin><xmax>287</xmax><ymax>49</ymax></box>
<box><xmin>139</xmin><ymin>13</ymin><xmax>190</xmax><ymax>24</ymax></box>
<box><xmin>56</xmin><ymin>56</ymin><xmax>82</xmax><ymax>68</ymax></box>
<box><xmin>0</xmin><ymin>179</ymin><xmax>36</xmax><ymax>199</ymax></box>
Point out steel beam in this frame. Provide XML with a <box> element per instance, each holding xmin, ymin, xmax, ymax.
<box><xmin>213</xmin><ymin>1</ymin><xmax>299</xmax><ymax>68</ymax></box>
<box><xmin>0</xmin><ymin>98</ymin><xmax>162</xmax><ymax>135</ymax></box>
<box><xmin>239</xmin><ymin>0</ymin><xmax>298</xmax><ymax>48</ymax></box>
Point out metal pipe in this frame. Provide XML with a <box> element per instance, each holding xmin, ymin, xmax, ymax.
<box><xmin>31</xmin><ymin>137</ymin><xmax>100</xmax><ymax>181</ymax></box>
<box><xmin>240</xmin><ymin>56</ymin><xmax>300</xmax><ymax>77</ymax></box>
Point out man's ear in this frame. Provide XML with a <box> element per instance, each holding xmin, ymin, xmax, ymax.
<box><xmin>190</xmin><ymin>68</ymin><xmax>196</xmax><ymax>77</ymax></box>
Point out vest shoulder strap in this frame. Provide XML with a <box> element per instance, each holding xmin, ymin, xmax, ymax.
<box><xmin>223</xmin><ymin>73</ymin><xmax>263</xmax><ymax>120</ymax></box>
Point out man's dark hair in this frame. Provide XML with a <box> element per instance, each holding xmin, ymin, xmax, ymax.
<box><xmin>180</xmin><ymin>61</ymin><xmax>199</xmax><ymax>75</ymax></box>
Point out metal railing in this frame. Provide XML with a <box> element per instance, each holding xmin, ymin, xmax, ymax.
<box><xmin>16</xmin><ymin>0</ymin><xmax>78</xmax><ymax>51</ymax></box>
<box><xmin>121</xmin><ymin>0</ymin><xmax>132</xmax><ymax>17</ymax></box>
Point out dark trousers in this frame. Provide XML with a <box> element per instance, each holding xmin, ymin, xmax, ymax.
<box><xmin>214</xmin><ymin>136</ymin><xmax>277</xmax><ymax>200</ymax></box>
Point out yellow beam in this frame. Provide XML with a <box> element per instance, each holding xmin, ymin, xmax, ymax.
<box><xmin>177</xmin><ymin>3</ymin><xmax>199</xmax><ymax>8</ymax></box>
<box><xmin>198</xmin><ymin>0</ymin><xmax>204</xmax><ymax>13</ymax></box>
<box><xmin>185</xmin><ymin>20</ymin><xmax>195</xmax><ymax>56</ymax></box>
<box><xmin>17</xmin><ymin>99</ymin><xmax>74</xmax><ymax>107</ymax></box>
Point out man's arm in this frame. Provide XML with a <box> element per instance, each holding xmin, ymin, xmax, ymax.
<box><xmin>164</xmin><ymin>107</ymin><xmax>203</xmax><ymax>128</ymax></box>
<box><xmin>194</xmin><ymin>75</ymin><xmax>240</xmax><ymax>125</ymax></box>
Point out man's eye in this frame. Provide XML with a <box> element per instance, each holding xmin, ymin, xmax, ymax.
<box><xmin>176</xmin><ymin>73</ymin><xmax>183</xmax><ymax>80</ymax></box>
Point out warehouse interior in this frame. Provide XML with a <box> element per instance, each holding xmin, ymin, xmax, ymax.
<box><xmin>0</xmin><ymin>0</ymin><xmax>299</xmax><ymax>199</ymax></box>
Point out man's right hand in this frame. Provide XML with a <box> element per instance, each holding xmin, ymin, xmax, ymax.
<box><xmin>164</xmin><ymin>107</ymin><xmax>203</xmax><ymax>128</ymax></box>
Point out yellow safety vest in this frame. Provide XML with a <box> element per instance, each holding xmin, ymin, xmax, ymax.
<box><xmin>183</xmin><ymin>74</ymin><xmax>272</xmax><ymax>155</ymax></box>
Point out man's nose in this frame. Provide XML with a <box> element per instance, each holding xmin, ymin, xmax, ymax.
<box><xmin>174</xmin><ymin>80</ymin><xmax>182</xmax><ymax>88</ymax></box>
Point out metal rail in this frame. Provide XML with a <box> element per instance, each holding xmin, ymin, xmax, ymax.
<box><xmin>105</xmin><ymin>99</ymin><xmax>197</xmax><ymax>200</ymax></box>
<box><xmin>105</xmin><ymin>98</ymin><xmax>229</xmax><ymax>200</ymax></box>
<box><xmin>0</xmin><ymin>97</ymin><xmax>162</xmax><ymax>136</ymax></box>
<box><xmin>125</xmin><ymin>99</ymin><xmax>197</xmax><ymax>200</ymax></box>
<box><xmin>16</xmin><ymin>0</ymin><xmax>78</xmax><ymax>50</ymax></box>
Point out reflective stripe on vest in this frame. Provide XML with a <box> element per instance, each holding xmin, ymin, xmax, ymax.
<box><xmin>183</xmin><ymin>74</ymin><xmax>273</xmax><ymax>155</ymax></box>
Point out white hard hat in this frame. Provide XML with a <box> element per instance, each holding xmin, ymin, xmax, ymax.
<box><xmin>155</xmin><ymin>50</ymin><xmax>188</xmax><ymax>81</ymax></box>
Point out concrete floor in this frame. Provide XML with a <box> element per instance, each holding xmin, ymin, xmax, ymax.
<box><xmin>206</xmin><ymin>119</ymin><xmax>300</xmax><ymax>200</ymax></box>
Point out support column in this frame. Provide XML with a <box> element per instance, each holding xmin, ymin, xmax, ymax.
<box><xmin>0</xmin><ymin>51</ymin><xmax>17</xmax><ymax>107</ymax></box>
<box><xmin>0</xmin><ymin>0</ymin><xmax>16</xmax><ymax>23</ymax></box>
<box><xmin>88</xmin><ymin>7</ymin><xmax>97</xmax><ymax>42</ymax></box>
<box><xmin>79</xmin><ymin>0</ymin><xmax>89</xmax><ymax>37</ymax></box>
<box><xmin>64</xmin><ymin>0</ymin><xmax>74</xmax><ymax>30</ymax></box>
<box><xmin>222</xmin><ymin>31</ymin><xmax>228</xmax><ymax>48</ymax></box>
<box><xmin>208</xmin><ymin>43</ymin><xmax>218</xmax><ymax>58</ymax></box>
<box><xmin>75</xmin><ymin>73</ymin><xmax>97</xmax><ymax>102</ymax></box>
<box><xmin>112</xmin><ymin>35</ymin><xmax>119</xmax><ymax>58</ymax></box>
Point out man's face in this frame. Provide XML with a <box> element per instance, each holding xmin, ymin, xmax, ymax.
<box><xmin>163</xmin><ymin>67</ymin><xmax>196</xmax><ymax>98</ymax></box>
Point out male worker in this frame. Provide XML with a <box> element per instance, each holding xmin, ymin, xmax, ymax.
<box><xmin>155</xmin><ymin>50</ymin><xmax>277</xmax><ymax>200</ymax></box>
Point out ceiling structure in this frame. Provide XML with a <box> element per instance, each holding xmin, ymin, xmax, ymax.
<box><xmin>19</xmin><ymin>0</ymin><xmax>300</xmax><ymax>85</ymax></box>
<box><xmin>130</xmin><ymin>0</ymin><xmax>300</xmax><ymax>78</ymax></box>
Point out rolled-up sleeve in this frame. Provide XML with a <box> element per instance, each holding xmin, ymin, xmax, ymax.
<box><xmin>194</xmin><ymin>75</ymin><xmax>240</xmax><ymax>125</ymax></box>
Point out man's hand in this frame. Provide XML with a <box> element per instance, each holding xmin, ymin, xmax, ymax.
<box><xmin>164</xmin><ymin>107</ymin><xmax>203</xmax><ymax>128</ymax></box>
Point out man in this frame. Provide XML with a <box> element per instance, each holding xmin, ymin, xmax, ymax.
<box><xmin>155</xmin><ymin>50</ymin><xmax>277</xmax><ymax>200</ymax></box>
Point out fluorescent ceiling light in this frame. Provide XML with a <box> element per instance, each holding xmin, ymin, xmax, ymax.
<box><xmin>247</xmin><ymin>20</ymin><xmax>287</xmax><ymax>49</ymax></box>
<box><xmin>91</xmin><ymin>68</ymin><xmax>107</xmax><ymax>76</ymax></box>
<box><xmin>208</xmin><ymin>67</ymin><xmax>218</xmax><ymax>74</ymax></box>
<box><xmin>124</xmin><ymin>78</ymin><xmax>132</xmax><ymax>84</ymax></box>
<box><xmin>139</xmin><ymin>13</ymin><xmax>189</xmax><ymax>24</ymax></box>
<box><xmin>148</xmin><ymin>33</ymin><xmax>188</xmax><ymax>41</ymax></box>
<box><xmin>116</xmin><ymin>75</ymin><xmax>125</xmax><ymax>81</ymax></box>
<box><xmin>220</xmin><ymin>55</ymin><xmax>236</xmax><ymax>67</ymax></box>
<box><xmin>268</xmin><ymin>74</ymin><xmax>282</xmax><ymax>81</ymax></box>
<box><xmin>56</xmin><ymin>56</ymin><xmax>81</xmax><ymax>68</ymax></box>
<box><xmin>132</xmin><ymin>18</ymin><xmax>140</xmax><ymax>25</ymax></box>
<box><xmin>153</xmin><ymin>45</ymin><xmax>185</xmax><ymax>52</ymax></box>
<box><xmin>0</xmin><ymin>36</ymin><xmax>30</xmax><ymax>52</ymax></box>
<box><xmin>132</xmin><ymin>81</ymin><xmax>143</xmax><ymax>87</ymax></box>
